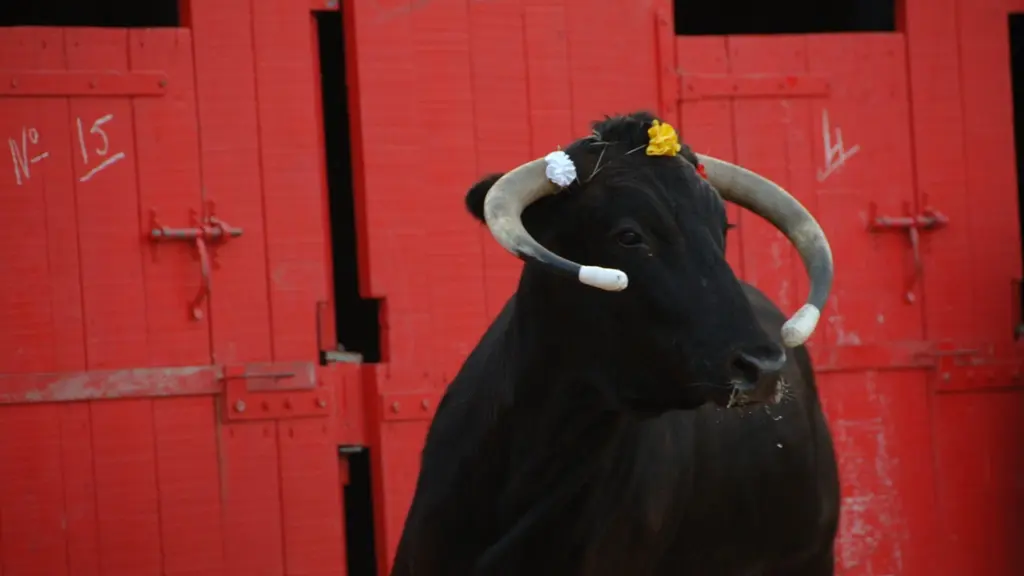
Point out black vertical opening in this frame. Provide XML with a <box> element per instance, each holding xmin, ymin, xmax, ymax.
<box><xmin>341</xmin><ymin>447</ymin><xmax>379</xmax><ymax>576</ymax></box>
<box><xmin>316</xmin><ymin>10</ymin><xmax>382</xmax><ymax>363</ymax></box>
<box><xmin>0</xmin><ymin>0</ymin><xmax>179</xmax><ymax>27</ymax></box>
<box><xmin>673</xmin><ymin>0</ymin><xmax>895</xmax><ymax>35</ymax></box>
<box><xmin>1009</xmin><ymin>15</ymin><xmax>1024</xmax><ymax>338</ymax></box>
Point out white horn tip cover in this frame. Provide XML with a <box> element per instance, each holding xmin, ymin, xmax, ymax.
<box><xmin>578</xmin><ymin>266</ymin><xmax>628</xmax><ymax>291</ymax></box>
<box><xmin>781</xmin><ymin>304</ymin><xmax>821</xmax><ymax>348</ymax></box>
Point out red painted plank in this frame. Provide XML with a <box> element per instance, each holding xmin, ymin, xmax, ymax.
<box><xmin>220</xmin><ymin>422</ymin><xmax>285</xmax><ymax>576</ymax></box>
<box><xmin>409</xmin><ymin>0</ymin><xmax>488</xmax><ymax>383</ymax></box>
<box><xmin>89</xmin><ymin>400</ymin><xmax>162</xmax><ymax>576</ymax></box>
<box><xmin>58</xmin><ymin>404</ymin><xmax>100</xmax><ymax>576</ymax></box>
<box><xmin>901</xmin><ymin>5</ymin><xmax>970</xmax><ymax>570</ymax></box>
<box><xmin>346</xmin><ymin>0</ymin><xmax>420</xmax><ymax>309</ymax></box>
<box><xmin>932</xmin><ymin>390</ymin><xmax>1024</xmax><ymax>576</ymax></box>
<box><xmin>470</xmin><ymin>0</ymin><xmax>529</xmax><ymax>320</ymax></box>
<box><xmin>904</xmin><ymin>0</ymin><xmax>974</xmax><ymax>346</ymax></box>
<box><xmin>0</xmin><ymin>406</ymin><xmax>69</xmax><ymax>576</ymax></box>
<box><xmin>189</xmin><ymin>0</ymin><xmax>274</xmax><ymax>365</ymax></box>
<box><xmin>803</xmin><ymin>33</ymin><xmax>934</xmax><ymax>575</ymax></box>
<box><xmin>524</xmin><ymin>0</ymin><xmax>574</xmax><ymax>153</ymax></box>
<box><xmin>65</xmin><ymin>29</ymin><xmax>148</xmax><ymax>370</ymax></box>
<box><xmin>486</xmin><ymin>0</ymin><xmax>575</xmax><ymax>315</ymax></box>
<box><xmin>676</xmin><ymin>36</ymin><xmax>743</xmax><ymax>272</ymax></box>
<box><xmin>816</xmin><ymin>371</ymin><xmax>935</xmax><ymax>576</ymax></box>
<box><xmin>563</xmin><ymin>0</ymin><xmax>660</xmax><ymax>135</ymax></box>
<box><xmin>346</xmin><ymin>1</ymin><xmax>437</xmax><ymax>385</ymax></box>
<box><xmin>805</xmin><ymin>34</ymin><xmax>924</xmax><ymax>347</ymax></box>
<box><xmin>327</xmin><ymin>363</ymin><xmax>368</xmax><ymax>446</ymax></box>
<box><xmin>277</xmin><ymin>420</ymin><xmax>346</xmax><ymax>576</ymax></box>
<box><xmin>956</xmin><ymin>0</ymin><xmax>1022</xmax><ymax>356</ymax></box>
<box><xmin>357</xmin><ymin>0</ymin><xmax>494</xmax><ymax>567</ymax></box>
<box><xmin>652</xmin><ymin>2</ymin><xmax>677</xmax><ymax>123</ymax></box>
<box><xmin>927</xmin><ymin>2</ymin><xmax>1024</xmax><ymax>574</ymax></box>
<box><xmin>0</xmin><ymin>28</ymin><xmax>84</xmax><ymax>374</ymax></box>
<box><xmin>153</xmin><ymin>397</ymin><xmax>224</xmax><ymax>576</ymax></box>
<box><xmin>251</xmin><ymin>0</ymin><xmax>330</xmax><ymax>362</ymax></box>
<box><xmin>372</xmin><ymin>421</ymin><xmax>427</xmax><ymax>572</ymax></box>
<box><xmin>129</xmin><ymin>28</ymin><xmax>212</xmax><ymax>366</ymax></box>
<box><xmin>728</xmin><ymin>36</ymin><xmax>808</xmax><ymax>320</ymax></box>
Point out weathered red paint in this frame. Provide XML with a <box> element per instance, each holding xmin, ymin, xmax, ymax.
<box><xmin>1</xmin><ymin>0</ymin><xmax>1024</xmax><ymax>575</ymax></box>
<box><xmin>0</xmin><ymin>365</ymin><xmax>220</xmax><ymax>403</ymax></box>
<box><xmin>0</xmin><ymin>361</ymin><xmax>319</xmax><ymax>404</ymax></box>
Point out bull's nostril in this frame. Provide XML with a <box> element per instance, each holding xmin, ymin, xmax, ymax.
<box><xmin>730</xmin><ymin>354</ymin><xmax>763</xmax><ymax>386</ymax></box>
<box><xmin>727</xmin><ymin>345</ymin><xmax>787</xmax><ymax>387</ymax></box>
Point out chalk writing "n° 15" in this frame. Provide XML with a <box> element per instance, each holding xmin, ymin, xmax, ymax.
<box><xmin>76</xmin><ymin>113</ymin><xmax>126</xmax><ymax>183</ymax></box>
<box><xmin>8</xmin><ymin>127</ymin><xmax>50</xmax><ymax>186</ymax></box>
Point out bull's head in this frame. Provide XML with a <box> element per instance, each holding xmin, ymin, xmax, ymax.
<box><xmin>465</xmin><ymin>112</ymin><xmax>833</xmax><ymax>411</ymax></box>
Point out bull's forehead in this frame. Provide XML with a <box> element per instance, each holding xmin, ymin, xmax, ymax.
<box><xmin>585</xmin><ymin>164</ymin><xmax>724</xmax><ymax>230</ymax></box>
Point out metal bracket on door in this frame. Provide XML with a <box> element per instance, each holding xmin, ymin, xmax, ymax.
<box><xmin>148</xmin><ymin>201</ymin><xmax>243</xmax><ymax>320</ymax></box>
<box><xmin>867</xmin><ymin>202</ymin><xmax>948</xmax><ymax>304</ymax></box>
<box><xmin>220</xmin><ymin>363</ymin><xmax>331</xmax><ymax>422</ymax></box>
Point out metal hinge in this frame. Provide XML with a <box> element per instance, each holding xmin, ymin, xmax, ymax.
<box><xmin>220</xmin><ymin>362</ymin><xmax>331</xmax><ymax>421</ymax></box>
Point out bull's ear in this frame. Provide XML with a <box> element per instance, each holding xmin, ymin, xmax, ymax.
<box><xmin>464</xmin><ymin>172</ymin><xmax>504</xmax><ymax>223</ymax></box>
<box><xmin>679</xmin><ymin>143</ymin><xmax>699</xmax><ymax>168</ymax></box>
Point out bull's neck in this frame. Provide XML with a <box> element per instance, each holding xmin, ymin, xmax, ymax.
<box><xmin>496</xmin><ymin>274</ymin><xmax>631</xmax><ymax>537</ymax></box>
<box><xmin>507</xmin><ymin>270</ymin><xmax>629</xmax><ymax>412</ymax></box>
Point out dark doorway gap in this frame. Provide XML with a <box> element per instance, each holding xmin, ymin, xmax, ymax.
<box><xmin>1008</xmin><ymin>15</ymin><xmax>1024</xmax><ymax>338</ymax></box>
<box><xmin>1</xmin><ymin>0</ymin><xmax>178</xmax><ymax>27</ymax></box>
<box><xmin>316</xmin><ymin>10</ymin><xmax>383</xmax><ymax>364</ymax></box>
<box><xmin>341</xmin><ymin>446</ymin><xmax>379</xmax><ymax>576</ymax></box>
<box><xmin>674</xmin><ymin>0</ymin><xmax>896</xmax><ymax>36</ymax></box>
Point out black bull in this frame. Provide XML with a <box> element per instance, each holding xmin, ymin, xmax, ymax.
<box><xmin>390</xmin><ymin>112</ymin><xmax>840</xmax><ymax>576</ymax></box>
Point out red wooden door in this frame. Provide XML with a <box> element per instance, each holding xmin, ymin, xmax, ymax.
<box><xmin>0</xmin><ymin>27</ymin><xmax>209</xmax><ymax>379</ymax></box>
<box><xmin>676</xmin><ymin>33</ymin><xmax>941</xmax><ymax>576</ymax></box>
<box><xmin>0</xmin><ymin>18</ymin><xmax>348</xmax><ymax>576</ymax></box>
<box><xmin>0</xmin><ymin>26</ymin><xmax>221</xmax><ymax>575</ymax></box>
<box><xmin>906</xmin><ymin>0</ymin><xmax>1024</xmax><ymax>574</ymax></box>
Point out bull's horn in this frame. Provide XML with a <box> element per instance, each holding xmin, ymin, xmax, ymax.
<box><xmin>696</xmin><ymin>154</ymin><xmax>833</xmax><ymax>348</ymax></box>
<box><xmin>482</xmin><ymin>157</ymin><xmax>628</xmax><ymax>291</ymax></box>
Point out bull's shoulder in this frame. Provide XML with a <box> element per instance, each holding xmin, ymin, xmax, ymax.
<box><xmin>396</xmin><ymin>297</ymin><xmax>518</xmax><ymax>566</ymax></box>
<box><xmin>421</xmin><ymin>295</ymin><xmax>517</xmax><ymax>474</ymax></box>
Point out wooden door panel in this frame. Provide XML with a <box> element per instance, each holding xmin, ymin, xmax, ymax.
<box><xmin>0</xmin><ymin>29</ymin><xmax>83</xmax><ymax>374</ymax></box>
<box><xmin>0</xmin><ymin>28</ymin><xmax>210</xmax><ymax>374</ymax></box>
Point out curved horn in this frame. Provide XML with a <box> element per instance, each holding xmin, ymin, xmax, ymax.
<box><xmin>696</xmin><ymin>154</ymin><xmax>834</xmax><ymax>348</ymax></box>
<box><xmin>482</xmin><ymin>157</ymin><xmax>628</xmax><ymax>291</ymax></box>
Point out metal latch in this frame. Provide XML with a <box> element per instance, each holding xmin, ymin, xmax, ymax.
<box><xmin>868</xmin><ymin>202</ymin><xmax>948</xmax><ymax>303</ymax></box>
<box><xmin>149</xmin><ymin>202</ymin><xmax>243</xmax><ymax>320</ymax></box>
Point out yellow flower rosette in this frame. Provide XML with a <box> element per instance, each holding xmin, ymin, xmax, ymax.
<box><xmin>646</xmin><ymin>119</ymin><xmax>681</xmax><ymax>157</ymax></box>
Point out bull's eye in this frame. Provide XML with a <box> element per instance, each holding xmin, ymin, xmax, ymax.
<box><xmin>616</xmin><ymin>230</ymin><xmax>644</xmax><ymax>247</ymax></box>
